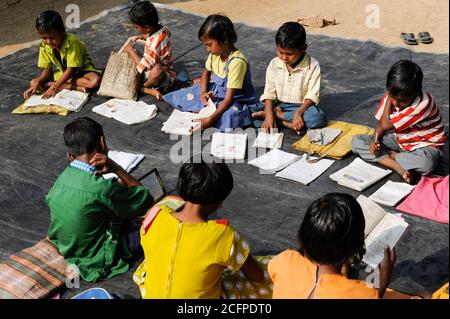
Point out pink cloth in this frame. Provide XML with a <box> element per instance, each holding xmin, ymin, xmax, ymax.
<box><xmin>397</xmin><ymin>176</ymin><xmax>449</xmax><ymax>224</ymax></box>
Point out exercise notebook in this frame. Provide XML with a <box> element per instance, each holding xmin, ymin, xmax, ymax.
<box><xmin>103</xmin><ymin>151</ymin><xmax>145</xmax><ymax>179</ymax></box>
<box><xmin>24</xmin><ymin>89</ymin><xmax>89</xmax><ymax>112</ymax></box>
<box><xmin>248</xmin><ymin>149</ymin><xmax>299</xmax><ymax>174</ymax></box>
<box><xmin>369</xmin><ymin>181</ymin><xmax>416</xmax><ymax>207</ymax></box>
<box><xmin>92</xmin><ymin>99</ymin><xmax>157</xmax><ymax>125</ymax></box>
<box><xmin>252</xmin><ymin>132</ymin><xmax>284</xmax><ymax>149</ymax></box>
<box><xmin>329</xmin><ymin>158</ymin><xmax>392</xmax><ymax>191</ymax></box>
<box><xmin>211</xmin><ymin>132</ymin><xmax>248</xmax><ymax>160</ymax></box>
<box><xmin>275</xmin><ymin>154</ymin><xmax>335</xmax><ymax>185</ymax></box>
<box><xmin>357</xmin><ymin>195</ymin><xmax>409</xmax><ymax>268</ymax></box>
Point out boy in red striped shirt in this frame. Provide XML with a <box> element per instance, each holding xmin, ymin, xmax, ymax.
<box><xmin>352</xmin><ymin>60</ymin><xmax>446</xmax><ymax>184</ymax></box>
<box><xmin>124</xmin><ymin>1</ymin><xmax>176</xmax><ymax>100</ymax></box>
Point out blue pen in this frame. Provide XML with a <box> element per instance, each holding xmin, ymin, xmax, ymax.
<box><xmin>320</xmin><ymin>131</ymin><xmax>324</xmax><ymax>145</ymax></box>
<box><xmin>342</xmin><ymin>174</ymin><xmax>364</xmax><ymax>183</ymax></box>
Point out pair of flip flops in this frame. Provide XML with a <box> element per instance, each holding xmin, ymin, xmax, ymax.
<box><xmin>401</xmin><ymin>32</ymin><xmax>433</xmax><ymax>45</ymax></box>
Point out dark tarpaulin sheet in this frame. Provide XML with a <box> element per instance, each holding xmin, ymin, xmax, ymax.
<box><xmin>0</xmin><ymin>4</ymin><xmax>448</xmax><ymax>298</ymax></box>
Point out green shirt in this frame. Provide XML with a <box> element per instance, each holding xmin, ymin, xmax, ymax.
<box><xmin>38</xmin><ymin>32</ymin><xmax>101</xmax><ymax>81</ymax></box>
<box><xmin>46</xmin><ymin>166</ymin><xmax>151</xmax><ymax>282</ymax></box>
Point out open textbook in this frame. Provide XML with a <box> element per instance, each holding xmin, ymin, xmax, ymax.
<box><xmin>329</xmin><ymin>158</ymin><xmax>392</xmax><ymax>191</ymax></box>
<box><xmin>252</xmin><ymin>132</ymin><xmax>284</xmax><ymax>149</ymax></box>
<box><xmin>24</xmin><ymin>89</ymin><xmax>89</xmax><ymax>112</ymax></box>
<box><xmin>92</xmin><ymin>99</ymin><xmax>157</xmax><ymax>125</ymax></box>
<box><xmin>162</xmin><ymin>99</ymin><xmax>216</xmax><ymax>135</ymax></box>
<box><xmin>248</xmin><ymin>149</ymin><xmax>299</xmax><ymax>174</ymax></box>
<box><xmin>369</xmin><ymin>181</ymin><xmax>416</xmax><ymax>207</ymax></box>
<box><xmin>103</xmin><ymin>150</ymin><xmax>145</xmax><ymax>179</ymax></box>
<box><xmin>211</xmin><ymin>132</ymin><xmax>248</xmax><ymax>160</ymax></box>
<box><xmin>357</xmin><ymin>195</ymin><xmax>409</xmax><ymax>267</ymax></box>
<box><xmin>275</xmin><ymin>154</ymin><xmax>335</xmax><ymax>185</ymax></box>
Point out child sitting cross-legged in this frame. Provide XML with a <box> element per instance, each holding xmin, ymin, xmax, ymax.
<box><xmin>133</xmin><ymin>160</ymin><xmax>264</xmax><ymax>298</ymax></box>
<box><xmin>46</xmin><ymin>117</ymin><xmax>153</xmax><ymax>282</ymax></box>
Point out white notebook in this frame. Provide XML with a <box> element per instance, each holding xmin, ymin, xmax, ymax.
<box><xmin>248</xmin><ymin>149</ymin><xmax>299</xmax><ymax>174</ymax></box>
<box><xmin>103</xmin><ymin>150</ymin><xmax>145</xmax><ymax>179</ymax></box>
<box><xmin>93</xmin><ymin>98</ymin><xmax>157</xmax><ymax>125</ymax></box>
<box><xmin>357</xmin><ymin>195</ymin><xmax>409</xmax><ymax>268</ymax></box>
<box><xmin>369</xmin><ymin>181</ymin><xmax>416</xmax><ymax>207</ymax></box>
<box><xmin>211</xmin><ymin>132</ymin><xmax>247</xmax><ymax>160</ymax></box>
<box><xmin>329</xmin><ymin>158</ymin><xmax>392</xmax><ymax>191</ymax></box>
<box><xmin>275</xmin><ymin>154</ymin><xmax>335</xmax><ymax>185</ymax></box>
<box><xmin>24</xmin><ymin>89</ymin><xmax>89</xmax><ymax>112</ymax></box>
<box><xmin>252</xmin><ymin>132</ymin><xmax>284</xmax><ymax>149</ymax></box>
<box><xmin>162</xmin><ymin>99</ymin><xmax>216</xmax><ymax>135</ymax></box>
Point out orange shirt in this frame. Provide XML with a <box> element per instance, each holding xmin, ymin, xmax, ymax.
<box><xmin>268</xmin><ymin>250</ymin><xmax>379</xmax><ymax>299</ymax></box>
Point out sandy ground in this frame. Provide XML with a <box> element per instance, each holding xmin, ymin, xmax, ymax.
<box><xmin>0</xmin><ymin>0</ymin><xmax>448</xmax><ymax>57</ymax></box>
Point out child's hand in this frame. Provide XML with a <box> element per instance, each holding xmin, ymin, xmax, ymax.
<box><xmin>42</xmin><ymin>85</ymin><xmax>58</xmax><ymax>99</ymax></box>
<box><xmin>378</xmin><ymin>246</ymin><xmax>396</xmax><ymax>297</ymax></box>
<box><xmin>200</xmin><ymin>91</ymin><xmax>215</xmax><ymax>105</ymax></box>
<box><xmin>193</xmin><ymin>116</ymin><xmax>214</xmax><ymax>130</ymax></box>
<box><xmin>369</xmin><ymin>141</ymin><xmax>380</xmax><ymax>155</ymax></box>
<box><xmin>262</xmin><ymin>114</ymin><xmax>277</xmax><ymax>133</ymax></box>
<box><xmin>292</xmin><ymin>111</ymin><xmax>305</xmax><ymax>132</ymax></box>
<box><xmin>23</xmin><ymin>79</ymin><xmax>40</xmax><ymax>99</ymax></box>
<box><xmin>89</xmin><ymin>153</ymin><xmax>120</xmax><ymax>176</ymax></box>
<box><xmin>123</xmin><ymin>43</ymin><xmax>135</xmax><ymax>55</ymax></box>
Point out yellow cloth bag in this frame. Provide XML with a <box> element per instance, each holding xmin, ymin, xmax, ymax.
<box><xmin>292</xmin><ymin>120</ymin><xmax>374</xmax><ymax>160</ymax></box>
<box><xmin>432</xmin><ymin>283</ymin><xmax>449</xmax><ymax>299</ymax></box>
<box><xmin>12</xmin><ymin>104</ymin><xmax>70</xmax><ymax>116</ymax></box>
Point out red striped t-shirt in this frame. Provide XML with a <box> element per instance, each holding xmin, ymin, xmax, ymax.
<box><xmin>136</xmin><ymin>25</ymin><xmax>176</xmax><ymax>80</ymax></box>
<box><xmin>375</xmin><ymin>91</ymin><xmax>446</xmax><ymax>151</ymax></box>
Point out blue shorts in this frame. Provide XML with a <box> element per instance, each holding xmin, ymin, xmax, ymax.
<box><xmin>250</xmin><ymin>102</ymin><xmax>327</xmax><ymax>129</ymax></box>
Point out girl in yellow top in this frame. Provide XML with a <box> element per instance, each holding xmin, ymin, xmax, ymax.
<box><xmin>23</xmin><ymin>11</ymin><xmax>102</xmax><ymax>100</ymax></box>
<box><xmin>134</xmin><ymin>161</ymin><xmax>264</xmax><ymax>298</ymax></box>
<box><xmin>269</xmin><ymin>193</ymin><xmax>397</xmax><ymax>299</ymax></box>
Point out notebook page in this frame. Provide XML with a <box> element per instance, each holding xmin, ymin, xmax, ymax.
<box><xmin>248</xmin><ymin>149</ymin><xmax>299</xmax><ymax>174</ymax></box>
<box><xmin>357</xmin><ymin>195</ymin><xmax>387</xmax><ymax>237</ymax></box>
<box><xmin>369</xmin><ymin>181</ymin><xmax>415</xmax><ymax>206</ymax></box>
<box><xmin>275</xmin><ymin>154</ymin><xmax>335</xmax><ymax>185</ymax></box>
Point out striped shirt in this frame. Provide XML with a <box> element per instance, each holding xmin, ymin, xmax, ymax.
<box><xmin>260</xmin><ymin>53</ymin><xmax>321</xmax><ymax>105</ymax></box>
<box><xmin>375</xmin><ymin>91</ymin><xmax>446</xmax><ymax>151</ymax></box>
<box><xmin>136</xmin><ymin>25</ymin><xmax>176</xmax><ymax>79</ymax></box>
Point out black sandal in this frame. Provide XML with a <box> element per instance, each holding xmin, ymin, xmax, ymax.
<box><xmin>401</xmin><ymin>33</ymin><xmax>418</xmax><ymax>45</ymax></box>
<box><xmin>418</xmin><ymin>31</ymin><xmax>433</xmax><ymax>44</ymax></box>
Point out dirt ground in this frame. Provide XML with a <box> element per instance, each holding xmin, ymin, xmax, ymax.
<box><xmin>0</xmin><ymin>0</ymin><xmax>448</xmax><ymax>57</ymax></box>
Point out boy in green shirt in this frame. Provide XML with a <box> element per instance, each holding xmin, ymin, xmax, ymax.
<box><xmin>23</xmin><ymin>10</ymin><xmax>102</xmax><ymax>100</ymax></box>
<box><xmin>46</xmin><ymin>117</ymin><xmax>153</xmax><ymax>282</ymax></box>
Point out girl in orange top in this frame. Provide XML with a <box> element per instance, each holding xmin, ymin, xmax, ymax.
<box><xmin>268</xmin><ymin>193</ymin><xmax>396</xmax><ymax>299</ymax></box>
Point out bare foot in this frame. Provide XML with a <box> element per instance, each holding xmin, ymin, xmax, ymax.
<box><xmin>60</xmin><ymin>83</ymin><xmax>88</xmax><ymax>93</ymax></box>
<box><xmin>400</xmin><ymin>169</ymin><xmax>413</xmax><ymax>184</ymax></box>
<box><xmin>252</xmin><ymin>111</ymin><xmax>266</xmax><ymax>119</ymax></box>
<box><xmin>141</xmin><ymin>87</ymin><xmax>163</xmax><ymax>100</ymax></box>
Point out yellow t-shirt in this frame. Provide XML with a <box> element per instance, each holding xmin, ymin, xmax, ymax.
<box><xmin>134</xmin><ymin>206</ymin><xmax>251</xmax><ymax>299</ymax></box>
<box><xmin>38</xmin><ymin>32</ymin><xmax>100</xmax><ymax>81</ymax></box>
<box><xmin>205</xmin><ymin>49</ymin><xmax>248</xmax><ymax>89</ymax></box>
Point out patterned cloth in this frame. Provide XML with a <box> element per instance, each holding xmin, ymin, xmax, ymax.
<box><xmin>375</xmin><ymin>91</ymin><xmax>446</xmax><ymax>151</ymax></box>
<box><xmin>136</xmin><ymin>25</ymin><xmax>176</xmax><ymax>81</ymax></box>
<box><xmin>69</xmin><ymin>160</ymin><xmax>96</xmax><ymax>175</ymax></box>
<box><xmin>0</xmin><ymin>239</ymin><xmax>68</xmax><ymax>299</ymax></box>
<box><xmin>260</xmin><ymin>54</ymin><xmax>321</xmax><ymax>105</ymax></box>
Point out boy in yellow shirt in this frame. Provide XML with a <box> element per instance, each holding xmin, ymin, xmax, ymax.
<box><xmin>23</xmin><ymin>10</ymin><xmax>102</xmax><ymax>100</ymax></box>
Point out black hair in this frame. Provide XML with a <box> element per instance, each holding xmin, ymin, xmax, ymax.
<box><xmin>177</xmin><ymin>160</ymin><xmax>234</xmax><ymax>205</ymax></box>
<box><xmin>386</xmin><ymin>60</ymin><xmax>423</xmax><ymax>99</ymax></box>
<box><xmin>129</xmin><ymin>1</ymin><xmax>159</xmax><ymax>28</ymax></box>
<box><xmin>36</xmin><ymin>10</ymin><xmax>65</xmax><ymax>34</ymax></box>
<box><xmin>198</xmin><ymin>14</ymin><xmax>237</xmax><ymax>44</ymax></box>
<box><xmin>275</xmin><ymin>22</ymin><xmax>306</xmax><ymax>49</ymax></box>
<box><xmin>63</xmin><ymin>117</ymin><xmax>104</xmax><ymax>157</ymax></box>
<box><xmin>298</xmin><ymin>193</ymin><xmax>366</xmax><ymax>266</ymax></box>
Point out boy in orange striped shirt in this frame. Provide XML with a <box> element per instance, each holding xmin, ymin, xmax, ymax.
<box><xmin>124</xmin><ymin>1</ymin><xmax>176</xmax><ymax>100</ymax></box>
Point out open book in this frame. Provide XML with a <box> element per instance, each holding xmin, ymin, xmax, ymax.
<box><xmin>252</xmin><ymin>132</ymin><xmax>284</xmax><ymax>149</ymax></box>
<box><xmin>248</xmin><ymin>149</ymin><xmax>299</xmax><ymax>174</ymax></box>
<box><xmin>103</xmin><ymin>150</ymin><xmax>145</xmax><ymax>179</ymax></box>
<box><xmin>275</xmin><ymin>154</ymin><xmax>335</xmax><ymax>185</ymax></box>
<box><xmin>369</xmin><ymin>181</ymin><xmax>416</xmax><ymax>207</ymax></box>
<box><xmin>162</xmin><ymin>99</ymin><xmax>216</xmax><ymax>135</ymax></box>
<box><xmin>357</xmin><ymin>195</ymin><xmax>409</xmax><ymax>267</ymax></box>
<box><xmin>329</xmin><ymin>158</ymin><xmax>392</xmax><ymax>191</ymax></box>
<box><xmin>211</xmin><ymin>132</ymin><xmax>248</xmax><ymax>160</ymax></box>
<box><xmin>92</xmin><ymin>99</ymin><xmax>157</xmax><ymax>125</ymax></box>
<box><xmin>24</xmin><ymin>89</ymin><xmax>89</xmax><ymax>112</ymax></box>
